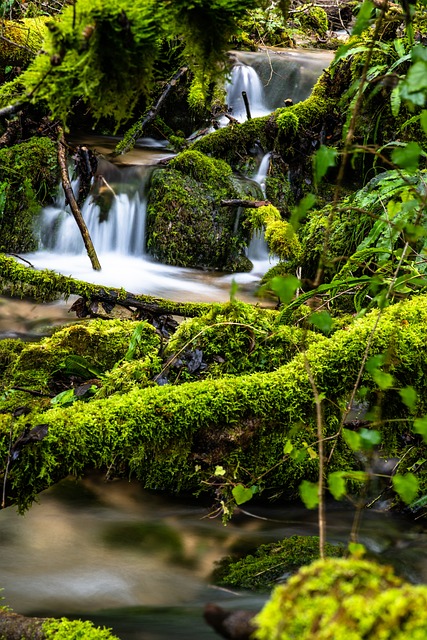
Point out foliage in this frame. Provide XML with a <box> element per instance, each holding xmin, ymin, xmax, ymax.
<box><xmin>214</xmin><ymin>535</ymin><xmax>344</xmax><ymax>591</ymax></box>
<box><xmin>255</xmin><ymin>557</ymin><xmax>427</xmax><ymax>640</ymax></box>
<box><xmin>43</xmin><ymin>617</ymin><xmax>119</xmax><ymax>640</ymax></box>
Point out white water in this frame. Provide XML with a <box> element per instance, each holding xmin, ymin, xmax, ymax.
<box><xmin>23</xmin><ymin>49</ymin><xmax>335</xmax><ymax>303</ymax></box>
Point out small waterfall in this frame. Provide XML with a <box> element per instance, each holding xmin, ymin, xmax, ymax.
<box><xmin>247</xmin><ymin>152</ymin><xmax>271</xmax><ymax>263</ymax></box>
<box><xmin>37</xmin><ymin>172</ymin><xmax>149</xmax><ymax>257</ymax></box>
<box><xmin>225</xmin><ymin>64</ymin><xmax>270</xmax><ymax>121</ymax></box>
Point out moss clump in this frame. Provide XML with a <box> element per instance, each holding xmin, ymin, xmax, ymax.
<box><xmin>214</xmin><ymin>536</ymin><xmax>345</xmax><ymax>591</ymax></box>
<box><xmin>255</xmin><ymin>557</ymin><xmax>427</xmax><ymax>639</ymax></box>
<box><xmin>1</xmin><ymin>318</ymin><xmax>160</xmax><ymax>401</ymax></box>
<box><xmin>276</xmin><ymin>110</ymin><xmax>299</xmax><ymax>137</ymax></box>
<box><xmin>0</xmin><ymin>18</ymin><xmax>48</xmax><ymax>68</ymax></box>
<box><xmin>246</xmin><ymin>204</ymin><xmax>281</xmax><ymax>231</ymax></box>
<box><xmin>0</xmin><ymin>137</ymin><xmax>59</xmax><ymax>253</ymax></box>
<box><xmin>298</xmin><ymin>6</ymin><xmax>328</xmax><ymax>36</ymax></box>
<box><xmin>146</xmin><ymin>150</ymin><xmax>252</xmax><ymax>271</ymax></box>
<box><xmin>43</xmin><ymin>617</ymin><xmax>119</xmax><ymax>640</ymax></box>
<box><xmin>265</xmin><ymin>220</ymin><xmax>302</xmax><ymax>262</ymax></box>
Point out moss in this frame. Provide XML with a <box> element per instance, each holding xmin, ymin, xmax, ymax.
<box><xmin>276</xmin><ymin>110</ymin><xmax>299</xmax><ymax>137</ymax></box>
<box><xmin>214</xmin><ymin>536</ymin><xmax>345</xmax><ymax>591</ymax></box>
<box><xmin>43</xmin><ymin>617</ymin><xmax>119</xmax><ymax>639</ymax></box>
<box><xmin>4</xmin><ymin>294</ymin><xmax>427</xmax><ymax>510</ymax></box>
<box><xmin>163</xmin><ymin>299</ymin><xmax>325</xmax><ymax>379</ymax></box>
<box><xmin>0</xmin><ymin>137</ymin><xmax>59</xmax><ymax>253</ymax></box>
<box><xmin>146</xmin><ymin>151</ymin><xmax>252</xmax><ymax>270</ymax></box>
<box><xmin>246</xmin><ymin>204</ymin><xmax>281</xmax><ymax>231</ymax></box>
<box><xmin>264</xmin><ymin>220</ymin><xmax>302</xmax><ymax>262</ymax></box>
<box><xmin>297</xmin><ymin>6</ymin><xmax>328</xmax><ymax>37</ymax></box>
<box><xmin>0</xmin><ymin>18</ymin><xmax>48</xmax><ymax>68</ymax></box>
<box><xmin>0</xmin><ymin>338</ymin><xmax>25</xmax><ymax>377</ymax></box>
<box><xmin>255</xmin><ymin>557</ymin><xmax>427</xmax><ymax>639</ymax></box>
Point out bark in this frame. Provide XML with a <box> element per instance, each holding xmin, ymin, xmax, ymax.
<box><xmin>57</xmin><ymin>128</ymin><xmax>102</xmax><ymax>271</ymax></box>
<box><xmin>0</xmin><ymin>611</ymin><xmax>47</xmax><ymax>640</ymax></box>
<box><xmin>220</xmin><ymin>199</ymin><xmax>271</xmax><ymax>208</ymax></box>
<box><xmin>114</xmin><ymin>66</ymin><xmax>188</xmax><ymax>156</ymax></box>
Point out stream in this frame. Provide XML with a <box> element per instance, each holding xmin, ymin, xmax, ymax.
<box><xmin>5</xmin><ymin>47</ymin><xmax>423</xmax><ymax>638</ymax></box>
<box><xmin>2</xmin><ymin>476</ymin><xmax>427</xmax><ymax>639</ymax></box>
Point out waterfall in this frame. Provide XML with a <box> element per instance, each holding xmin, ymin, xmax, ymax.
<box><xmin>37</xmin><ymin>172</ymin><xmax>148</xmax><ymax>257</ymax></box>
<box><xmin>225</xmin><ymin>63</ymin><xmax>270</xmax><ymax>121</ymax></box>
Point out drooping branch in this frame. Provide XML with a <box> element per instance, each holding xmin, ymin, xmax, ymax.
<box><xmin>57</xmin><ymin>128</ymin><xmax>102</xmax><ymax>271</ymax></box>
<box><xmin>0</xmin><ymin>253</ymin><xmax>211</xmax><ymax>318</ymax></box>
<box><xmin>114</xmin><ymin>66</ymin><xmax>188</xmax><ymax>156</ymax></box>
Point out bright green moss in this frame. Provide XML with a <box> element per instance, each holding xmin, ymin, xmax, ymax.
<box><xmin>43</xmin><ymin>617</ymin><xmax>119</xmax><ymax>640</ymax></box>
<box><xmin>255</xmin><ymin>557</ymin><xmax>427</xmax><ymax>640</ymax></box>
<box><xmin>297</xmin><ymin>6</ymin><xmax>328</xmax><ymax>36</ymax></box>
<box><xmin>264</xmin><ymin>220</ymin><xmax>302</xmax><ymax>262</ymax></box>
<box><xmin>214</xmin><ymin>536</ymin><xmax>345</xmax><ymax>591</ymax></box>
<box><xmin>276</xmin><ymin>110</ymin><xmax>299</xmax><ymax>137</ymax></box>
<box><xmin>246</xmin><ymin>204</ymin><xmax>281</xmax><ymax>231</ymax></box>
<box><xmin>0</xmin><ymin>18</ymin><xmax>48</xmax><ymax>68</ymax></box>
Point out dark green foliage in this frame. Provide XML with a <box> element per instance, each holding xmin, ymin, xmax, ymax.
<box><xmin>0</xmin><ymin>137</ymin><xmax>58</xmax><ymax>253</ymax></box>
<box><xmin>214</xmin><ymin>535</ymin><xmax>345</xmax><ymax>591</ymax></box>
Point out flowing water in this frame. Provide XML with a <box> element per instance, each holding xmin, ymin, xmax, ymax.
<box><xmin>17</xmin><ymin>48</ymin><xmax>334</xmax><ymax>308</ymax></box>
<box><xmin>2</xmin><ymin>476</ymin><xmax>427</xmax><ymax>639</ymax></box>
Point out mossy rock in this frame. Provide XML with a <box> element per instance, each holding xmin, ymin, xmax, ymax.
<box><xmin>255</xmin><ymin>556</ymin><xmax>427</xmax><ymax>639</ymax></box>
<box><xmin>214</xmin><ymin>536</ymin><xmax>345</xmax><ymax>591</ymax></box>
<box><xmin>0</xmin><ymin>137</ymin><xmax>59</xmax><ymax>253</ymax></box>
<box><xmin>146</xmin><ymin>150</ymin><xmax>252</xmax><ymax>271</ymax></box>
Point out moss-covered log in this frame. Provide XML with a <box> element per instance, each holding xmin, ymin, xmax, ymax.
<box><xmin>0</xmin><ymin>254</ymin><xmax>212</xmax><ymax>318</ymax></box>
<box><xmin>2</xmin><ymin>294</ymin><xmax>427</xmax><ymax>511</ymax></box>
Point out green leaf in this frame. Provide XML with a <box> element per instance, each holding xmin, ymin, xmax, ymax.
<box><xmin>51</xmin><ymin>389</ymin><xmax>76</xmax><ymax>407</ymax></box>
<box><xmin>313</xmin><ymin>145</ymin><xmax>338</xmax><ymax>185</ymax></box>
<box><xmin>309</xmin><ymin>310</ymin><xmax>333</xmax><ymax>335</ymax></box>
<box><xmin>399</xmin><ymin>386</ymin><xmax>417</xmax><ymax>411</ymax></box>
<box><xmin>232</xmin><ymin>484</ymin><xmax>255</xmax><ymax>505</ymax></box>
<box><xmin>390</xmin><ymin>86</ymin><xmax>401</xmax><ymax>117</ymax></box>
<box><xmin>289</xmin><ymin>193</ymin><xmax>316</xmax><ymax>230</ymax></box>
<box><xmin>270</xmin><ymin>275</ymin><xmax>300</xmax><ymax>304</ymax></box>
<box><xmin>372</xmin><ymin>369</ymin><xmax>394</xmax><ymax>390</ymax></box>
<box><xmin>420</xmin><ymin>110</ymin><xmax>427</xmax><ymax>136</ymax></box>
<box><xmin>359</xmin><ymin>428</ymin><xmax>381</xmax><ymax>449</ymax></box>
<box><xmin>348</xmin><ymin>542</ymin><xmax>366</xmax><ymax>557</ymax></box>
<box><xmin>125</xmin><ymin>321</ymin><xmax>149</xmax><ymax>361</ymax></box>
<box><xmin>352</xmin><ymin>0</ymin><xmax>375</xmax><ymax>35</ymax></box>
<box><xmin>366</xmin><ymin>354</ymin><xmax>386</xmax><ymax>373</ymax></box>
<box><xmin>328</xmin><ymin>471</ymin><xmax>347</xmax><ymax>500</ymax></box>
<box><xmin>283</xmin><ymin>439</ymin><xmax>294</xmax><ymax>454</ymax></box>
<box><xmin>214</xmin><ymin>465</ymin><xmax>226</xmax><ymax>476</ymax></box>
<box><xmin>229</xmin><ymin>279</ymin><xmax>239</xmax><ymax>302</ymax></box>
<box><xmin>299</xmin><ymin>480</ymin><xmax>319</xmax><ymax>509</ymax></box>
<box><xmin>413</xmin><ymin>415</ymin><xmax>427</xmax><ymax>443</ymax></box>
<box><xmin>392</xmin><ymin>472</ymin><xmax>419</xmax><ymax>504</ymax></box>
<box><xmin>391</xmin><ymin>141</ymin><xmax>422</xmax><ymax>171</ymax></box>
<box><xmin>343</xmin><ymin>428</ymin><xmax>362</xmax><ymax>451</ymax></box>
<box><xmin>59</xmin><ymin>355</ymin><xmax>102</xmax><ymax>378</ymax></box>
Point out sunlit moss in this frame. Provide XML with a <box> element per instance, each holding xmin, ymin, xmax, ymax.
<box><xmin>255</xmin><ymin>557</ymin><xmax>427</xmax><ymax>639</ymax></box>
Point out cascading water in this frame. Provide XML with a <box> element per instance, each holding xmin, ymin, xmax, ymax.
<box><xmin>26</xmin><ymin>49</ymin><xmax>334</xmax><ymax>302</ymax></box>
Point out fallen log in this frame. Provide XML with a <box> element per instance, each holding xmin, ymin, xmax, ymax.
<box><xmin>0</xmin><ymin>611</ymin><xmax>47</xmax><ymax>640</ymax></box>
<box><xmin>0</xmin><ymin>253</ymin><xmax>211</xmax><ymax>318</ymax></box>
